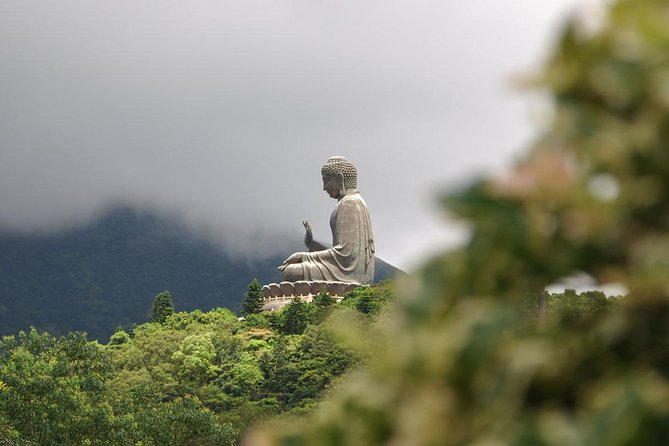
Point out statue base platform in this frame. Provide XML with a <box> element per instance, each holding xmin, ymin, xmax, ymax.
<box><xmin>260</xmin><ymin>280</ymin><xmax>363</xmax><ymax>311</ymax></box>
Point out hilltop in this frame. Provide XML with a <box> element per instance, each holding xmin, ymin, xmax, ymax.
<box><xmin>0</xmin><ymin>207</ymin><xmax>401</xmax><ymax>339</ymax></box>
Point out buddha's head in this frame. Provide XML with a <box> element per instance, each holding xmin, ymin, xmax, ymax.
<box><xmin>321</xmin><ymin>156</ymin><xmax>357</xmax><ymax>199</ymax></box>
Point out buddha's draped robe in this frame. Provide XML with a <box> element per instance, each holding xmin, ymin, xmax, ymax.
<box><xmin>298</xmin><ymin>192</ymin><xmax>374</xmax><ymax>284</ymax></box>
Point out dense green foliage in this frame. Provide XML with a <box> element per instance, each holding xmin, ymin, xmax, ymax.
<box><xmin>251</xmin><ymin>1</ymin><xmax>669</xmax><ymax>444</ymax></box>
<box><xmin>0</xmin><ymin>282</ymin><xmax>396</xmax><ymax>444</ymax></box>
<box><xmin>341</xmin><ymin>282</ymin><xmax>394</xmax><ymax>315</ymax></box>
<box><xmin>537</xmin><ymin>289</ymin><xmax>623</xmax><ymax>323</ymax></box>
<box><xmin>0</xmin><ymin>207</ymin><xmax>400</xmax><ymax>340</ymax></box>
<box><xmin>0</xmin><ymin>328</ymin><xmax>236</xmax><ymax>446</ymax></box>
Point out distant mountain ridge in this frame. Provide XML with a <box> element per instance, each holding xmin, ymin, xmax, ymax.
<box><xmin>0</xmin><ymin>207</ymin><xmax>401</xmax><ymax>339</ymax></box>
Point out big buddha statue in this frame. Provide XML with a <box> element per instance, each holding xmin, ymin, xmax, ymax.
<box><xmin>278</xmin><ymin>156</ymin><xmax>375</xmax><ymax>285</ymax></box>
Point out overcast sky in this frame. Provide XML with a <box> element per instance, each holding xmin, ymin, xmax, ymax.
<box><xmin>0</xmin><ymin>0</ymin><xmax>602</xmax><ymax>270</ymax></box>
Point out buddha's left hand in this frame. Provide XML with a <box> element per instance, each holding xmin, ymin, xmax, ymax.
<box><xmin>280</xmin><ymin>252</ymin><xmax>306</xmax><ymax>268</ymax></box>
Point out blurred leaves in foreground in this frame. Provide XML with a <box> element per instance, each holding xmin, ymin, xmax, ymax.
<box><xmin>249</xmin><ymin>0</ymin><xmax>669</xmax><ymax>444</ymax></box>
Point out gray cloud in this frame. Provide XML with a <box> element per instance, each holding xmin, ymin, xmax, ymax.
<box><xmin>0</xmin><ymin>0</ymin><xmax>592</xmax><ymax>269</ymax></box>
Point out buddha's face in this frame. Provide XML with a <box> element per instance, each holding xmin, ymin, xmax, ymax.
<box><xmin>322</xmin><ymin>175</ymin><xmax>342</xmax><ymax>199</ymax></box>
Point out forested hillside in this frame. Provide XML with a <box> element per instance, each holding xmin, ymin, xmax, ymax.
<box><xmin>0</xmin><ymin>283</ymin><xmax>395</xmax><ymax>445</ymax></box>
<box><xmin>0</xmin><ymin>207</ymin><xmax>399</xmax><ymax>339</ymax></box>
<box><xmin>0</xmin><ymin>282</ymin><xmax>626</xmax><ymax>446</ymax></box>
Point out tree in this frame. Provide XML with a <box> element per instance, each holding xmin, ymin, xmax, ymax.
<box><xmin>171</xmin><ymin>333</ymin><xmax>218</xmax><ymax>385</ymax></box>
<box><xmin>118</xmin><ymin>386</ymin><xmax>237</xmax><ymax>446</ymax></box>
<box><xmin>355</xmin><ymin>289</ymin><xmax>376</xmax><ymax>314</ymax></box>
<box><xmin>281</xmin><ymin>298</ymin><xmax>307</xmax><ymax>335</ymax></box>
<box><xmin>0</xmin><ymin>329</ymin><xmax>120</xmax><ymax>445</ymax></box>
<box><xmin>241</xmin><ymin>279</ymin><xmax>264</xmax><ymax>316</ymax></box>
<box><xmin>311</xmin><ymin>292</ymin><xmax>336</xmax><ymax>323</ymax></box>
<box><xmin>108</xmin><ymin>326</ymin><xmax>131</xmax><ymax>346</ymax></box>
<box><xmin>150</xmin><ymin>290</ymin><xmax>175</xmax><ymax>324</ymax></box>
<box><xmin>313</xmin><ymin>292</ymin><xmax>335</xmax><ymax>309</ymax></box>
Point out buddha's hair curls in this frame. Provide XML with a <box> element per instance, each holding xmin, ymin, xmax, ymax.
<box><xmin>321</xmin><ymin>156</ymin><xmax>358</xmax><ymax>190</ymax></box>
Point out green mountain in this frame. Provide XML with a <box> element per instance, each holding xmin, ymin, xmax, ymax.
<box><xmin>0</xmin><ymin>207</ymin><xmax>400</xmax><ymax>339</ymax></box>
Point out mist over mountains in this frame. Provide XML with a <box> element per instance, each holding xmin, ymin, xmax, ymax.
<box><xmin>0</xmin><ymin>206</ymin><xmax>399</xmax><ymax>340</ymax></box>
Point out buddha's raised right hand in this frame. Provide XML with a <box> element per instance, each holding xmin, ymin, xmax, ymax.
<box><xmin>303</xmin><ymin>219</ymin><xmax>313</xmax><ymax>248</ymax></box>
